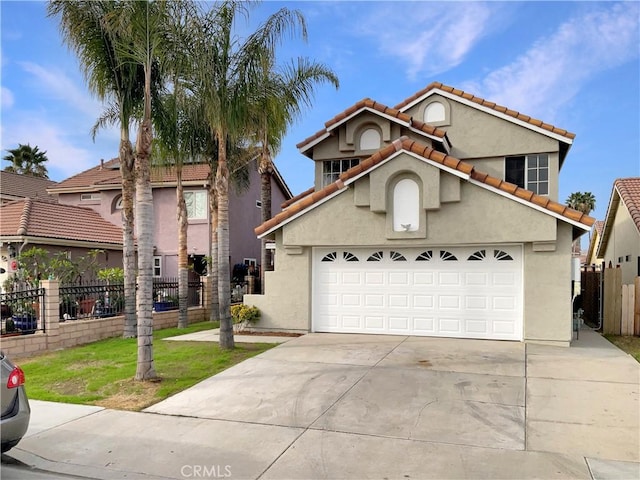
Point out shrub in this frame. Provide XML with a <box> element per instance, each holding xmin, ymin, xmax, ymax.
<box><xmin>230</xmin><ymin>304</ymin><xmax>260</xmax><ymax>325</ymax></box>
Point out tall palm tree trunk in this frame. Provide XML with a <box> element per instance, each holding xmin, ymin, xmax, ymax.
<box><xmin>258</xmin><ymin>148</ymin><xmax>273</xmax><ymax>294</ymax></box>
<box><xmin>135</xmin><ymin>66</ymin><xmax>157</xmax><ymax>381</ymax></box>
<box><xmin>120</xmin><ymin>129</ymin><xmax>137</xmax><ymax>338</ymax></box>
<box><xmin>209</xmin><ymin>169</ymin><xmax>219</xmax><ymax>322</ymax></box>
<box><xmin>176</xmin><ymin>163</ymin><xmax>189</xmax><ymax>328</ymax></box>
<box><xmin>216</xmin><ymin>134</ymin><xmax>234</xmax><ymax>349</ymax></box>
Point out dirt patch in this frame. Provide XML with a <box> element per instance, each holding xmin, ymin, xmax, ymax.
<box><xmin>94</xmin><ymin>379</ymin><xmax>163</xmax><ymax>411</ymax></box>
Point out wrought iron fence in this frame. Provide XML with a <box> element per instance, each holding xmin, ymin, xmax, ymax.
<box><xmin>152</xmin><ymin>278</ymin><xmax>203</xmax><ymax>311</ymax></box>
<box><xmin>59</xmin><ymin>278</ymin><xmax>204</xmax><ymax>319</ymax></box>
<box><xmin>60</xmin><ymin>281</ymin><xmax>125</xmax><ymax>320</ymax></box>
<box><xmin>1</xmin><ymin>287</ymin><xmax>46</xmax><ymax>334</ymax></box>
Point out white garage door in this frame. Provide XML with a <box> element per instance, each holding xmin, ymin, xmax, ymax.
<box><xmin>313</xmin><ymin>246</ymin><xmax>523</xmax><ymax>341</ymax></box>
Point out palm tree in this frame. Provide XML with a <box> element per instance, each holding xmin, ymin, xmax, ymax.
<box><xmin>253</xmin><ymin>55</ymin><xmax>338</xmax><ymax>290</ymax></box>
<box><xmin>566</xmin><ymin>191</ymin><xmax>596</xmax><ymax>254</ymax></box>
<box><xmin>48</xmin><ymin>0</ymin><xmax>144</xmax><ymax>339</ymax></box>
<box><xmin>190</xmin><ymin>1</ymin><xmax>313</xmax><ymax>349</ymax></box>
<box><xmin>104</xmin><ymin>0</ymin><xmax>179</xmax><ymax>380</ymax></box>
<box><xmin>3</xmin><ymin>143</ymin><xmax>49</xmax><ymax>178</ymax></box>
<box><xmin>566</xmin><ymin>192</ymin><xmax>596</xmax><ymax>215</ymax></box>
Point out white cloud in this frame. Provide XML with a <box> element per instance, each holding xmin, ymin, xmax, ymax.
<box><xmin>465</xmin><ymin>2</ymin><xmax>640</xmax><ymax>121</ymax></box>
<box><xmin>354</xmin><ymin>2</ymin><xmax>494</xmax><ymax>80</ymax></box>
<box><xmin>1</xmin><ymin>114</ymin><xmax>115</xmax><ymax>181</ymax></box>
<box><xmin>1</xmin><ymin>86</ymin><xmax>14</xmax><ymax>109</ymax></box>
<box><xmin>19</xmin><ymin>61</ymin><xmax>103</xmax><ymax>118</ymax></box>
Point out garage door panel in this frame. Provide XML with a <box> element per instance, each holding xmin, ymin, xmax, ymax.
<box><xmin>389</xmin><ymin>316</ymin><xmax>409</xmax><ymax>331</ymax></box>
<box><xmin>365</xmin><ymin>272</ymin><xmax>385</xmax><ymax>285</ymax></box>
<box><xmin>389</xmin><ymin>272</ymin><xmax>410</xmax><ymax>285</ymax></box>
<box><xmin>365</xmin><ymin>294</ymin><xmax>384</xmax><ymax>307</ymax></box>
<box><xmin>414</xmin><ymin>295</ymin><xmax>435</xmax><ymax>309</ymax></box>
<box><xmin>438</xmin><ymin>272</ymin><xmax>461</xmax><ymax>286</ymax></box>
<box><xmin>439</xmin><ymin>318</ymin><xmax>462</xmax><ymax>333</ymax></box>
<box><xmin>466</xmin><ymin>296</ymin><xmax>488</xmax><ymax>310</ymax></box>
<box><xmin>413</xmin><ymin>272</ymin><xmax>434</xmax><ymax>285</ymax></box>
<box><xmin>389</xmin><ymin>294</ymin><xmax>409</xmax><ymax>308</ymax></box>
<box><xmin>341</xmin><ymin>272</ymin><xmax>362</xmax><ymax>285</ymax></box>
<box><xmin>342</xmin><ymin>316</ymin><xmax>361</xmax><ymax>328</ymax></box>
<box><xmin>413</xmin><ymin>317</ymin><xmax>436</xmax><ymax>333</ymax></box>
<box><xmin>365</xmin><ymin>316</ymin><xmax>385</xmax><ymax>330</ymax></box>
<box><xmin>493</xmin><ymin>296</ymin><xmax>516</xmax><ymax>311</ymax></box>
<box><xmin>439</xmin><ymin>296</ymin><xmax>461</xmax><ymax>309</ymax></box>
<box><xmin>466</xmin><ymin>272</ymin><xmax>489</xmax><ymax>285</ymax></box>
<box><xmin>313</xmin><ymin>246</ymin><xmax>522</xmax><ymax>340</ymax></box>
<box><xmin>466</xmin><ymin>319</ymin><xmax>489</xmax><ymax>334</ymax></box>
<box><xmin>341</xmin><ymin>294</ymin><xmax>361</xmax><ymax>307</ymax></box>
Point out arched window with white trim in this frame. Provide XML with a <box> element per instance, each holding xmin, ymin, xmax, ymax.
<box><xmin>424</xmin><ymin>102</ymin><xmax>446</xmax><ymax>123</ymax></box>
<box><xmin>393</xmin><ymin>178</ymin><xmax>419</xmax><ymax>232</ymax></box>
<box><xmin>360</xmin><ymin>128</ymin><xmax>381</xmax><ymax>150</ymax></box>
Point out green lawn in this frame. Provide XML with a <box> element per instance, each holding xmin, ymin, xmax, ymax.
<box><xmin>604</xmin><ymin>334</ymin><xmax>640</xmax><ymax>363</ymax></box>
<box><xmin>17</xmin><ymin>321</ymin><xmax>277</xmax><ymax>411</ymax></box>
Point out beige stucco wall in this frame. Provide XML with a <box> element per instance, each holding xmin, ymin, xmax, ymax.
<box><xmin>602</xmin><ymin>205</ymin><xmax>640</xmax><ymax>284</ymax></box>
<box><xmin>522</xmin><ymin>223</ymin><xmax>573</xmax><ymax>344</ymax></box>
<box><xmin>402</xmin><ymin>94</ymin><xmax>561</xmax><ymax>201</ymax></box>
<box><xmin>247</xmin><ymin>156</ymin><xmax>574</xmax><ymax>344</ymax></box>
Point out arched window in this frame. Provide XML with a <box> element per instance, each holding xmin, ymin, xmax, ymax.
<box><xmin>424</xmin><ymin>102</ymin><xmax>446</xmax><ymax>123</ymax></box>
<box><xmin>360</xmin><ymin>128</ymin><xmax>381</xmax><ymax>150</ymax></box>
<box><xmin>393</xmin><ymin>178</ymin><xmax>419</xmax><ymax>232</ymax></box>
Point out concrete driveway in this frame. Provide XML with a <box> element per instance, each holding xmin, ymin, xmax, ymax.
<box><xmin>8</xmin><ymin>329</ymin><xmax>640</xmax><ymax>479</ymax></box>
<box><xmin>146</xmin><ymin>329</ymin><xmax>638</xmax><ymax>479</ymax></box>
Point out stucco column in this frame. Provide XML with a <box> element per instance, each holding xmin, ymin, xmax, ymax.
<box><xmin>202</xmin><ymin>276</ymin><xmax>213</xmax><ymax>320</ymax></box>
<box><xmin>40</xmin><ymin>279</ymin><xmax>60</xmax><ymax>350</ymax></box>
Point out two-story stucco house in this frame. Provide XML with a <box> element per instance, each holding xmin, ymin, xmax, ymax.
<box><xmin>49</xmin><ymin>159</ymin><xmax>292</xmax><ymax>278</ymax></box>
<box><xmin>246</xmin><ymin>82</ymin><xmax>595</xmax><ymax>346</ymax></box>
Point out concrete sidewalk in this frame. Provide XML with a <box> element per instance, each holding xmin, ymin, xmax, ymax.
<box><xmin>4</xmin><ymin>328</ymin><xmax>639</xmax><ymax>480</ymax></box>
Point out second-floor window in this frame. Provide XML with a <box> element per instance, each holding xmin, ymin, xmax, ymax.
<box><xmin>184</xmin><ymin>191</ymin><xmax>207</xmax><ymax>219</ymax></box>
<box><xmin>81</xmin><ymin>193</ymin><xmax>101</xmax><ymax>201</ymax></box>
<box><xmin>505</xmin><ymin>154</ymin><xmax>549</xmax><ymax>195</ymax></box>
<box><xmin>323</xmin><ymin>159</ymin><xmax>359</xmax><ymax>187</ymax></box>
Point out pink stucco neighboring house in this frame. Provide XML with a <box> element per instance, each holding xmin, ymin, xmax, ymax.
<box><xmin>48</xmin><ymin>159</ymin><xmax>292</xmax><ymax>278</ymax></box>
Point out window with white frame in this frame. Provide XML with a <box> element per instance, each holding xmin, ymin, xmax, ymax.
<box><xmin>505</xmin><ymin>154</ymin><xmax>549</xmax><ymax>195</ymax></box>
<box><xmin>322</xmin><ymin>158</ymin><xmax>359</xmax><ymax>187</ymax></box>
<box><xmin>81</xmin><ymin>193</ymin><xmax>101</xmax><ymax>201</ymax></box>
<box><xmin>184</xmin><ymin>190</ymin><xmax>207</xmax><ymax>219</ymax></box>
<box><xmin>153</xmin><ymin>256</ymin><xmax>162</xmax><ymax>277</ymax></box>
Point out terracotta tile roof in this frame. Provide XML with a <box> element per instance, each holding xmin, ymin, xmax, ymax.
<box><xmin>0</xmin><ymin>171</ymin><xmax>58</xmax><ymax>203</ymax></box>
<box><xmin>51</xmin><ymin>159</ymin><xmax>213</xmax><ymax>191</ymax></box>
<box><xmin>0</xmin><ymin>199</ymin><xmax>123</xmax><ymax>245</ymax></box>
<box><xmin>593</xmin><ymin>220</ymin><xmax>605</xmax><ymax>236</ymax></box>
<box><xmin>256</xmin><ymin>136</ymin><xmax>594</xmax><ymax>237</ymax></box>
<box><xmin>596</xmin><ymin>178</ymin><xmax>640</xmax><ymax>259</ymax></box>
<box><xmin>281</xmin><ymin>187</ymin><xmax>315</xmax><ymax>209</ymax></box>
<box><xmin>394</xmin><ymin>81</ymin><xmax>575</xmax><ymax>140</ymax></box>
<box><xmin>615</xmin><ymin>178</ymin><xmax>640</xmax><ymax>233</ymax></box>
<box><xmin>50</xmin><ymin>159</ymin><xmax>292</xmax><ymax>200</ymax></box>
<box><xmin>296</xmin><ymin>98</ymin><xmax>448</xmax><ymax>152</ymax></box>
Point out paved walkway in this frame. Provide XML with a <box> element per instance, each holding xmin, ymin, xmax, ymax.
<box><xmin>5</xmin><ymin>328</ymin><xmax>640</xmax><ymax>480</ymax></box>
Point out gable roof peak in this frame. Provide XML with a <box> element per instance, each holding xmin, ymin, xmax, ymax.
<box><xmin>395</xmin><ymin>81</ymin><xmax>576</xmax><ymax>141</ymax></box>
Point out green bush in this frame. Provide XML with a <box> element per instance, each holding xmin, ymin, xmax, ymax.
<box><xmin>230</xmin><ymin>304</ymin><xmax>260</xmax><ymax>325</ymax></box>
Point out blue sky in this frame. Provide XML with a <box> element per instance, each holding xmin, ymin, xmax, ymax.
<box><xmin>1</xmin><ymin>1</ymin><xmax>639</xmax><ymax>224</ymax></box>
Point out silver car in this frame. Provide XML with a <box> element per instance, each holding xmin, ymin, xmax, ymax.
<box><xmin>1</xmin><ymin>352</ymin><xmax>30</xmax><ymax>453</ymax></box>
